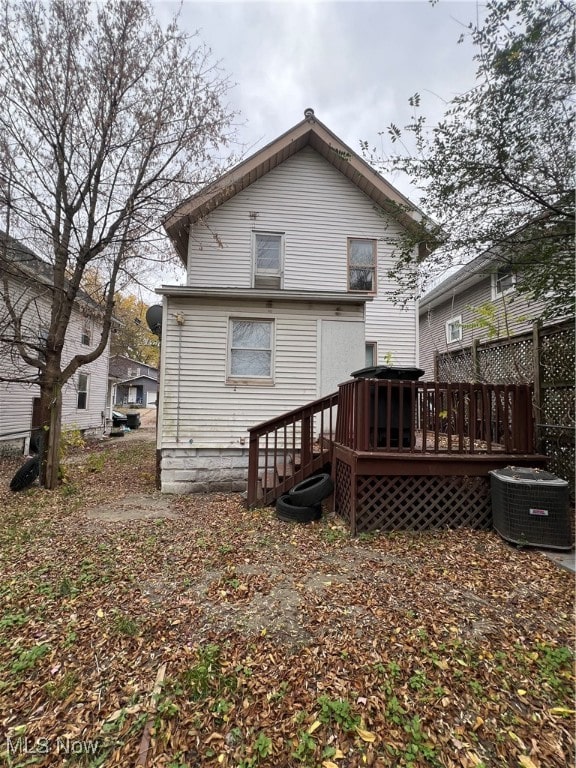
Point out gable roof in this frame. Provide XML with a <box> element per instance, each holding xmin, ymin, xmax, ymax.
<box><xmin>109</xmin><ymin>354</ymin><xmax>158</xmax><ymax>371</ymax></box>
<box><xmin>163</xmin><ymin>109</ymin><xmax>434</xmax><ymax>265</ymax></box>
<box><xmin>117</xmin><ymin>374</ymin><xmax>158</xmax><ymax>386</ymax></box>
<box><xmin>0</xmin><ymin>229</ymin><xmax>103</xmax><ymax>316</ymax></box>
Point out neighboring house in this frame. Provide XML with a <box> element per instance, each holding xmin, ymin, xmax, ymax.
<box><xmin>0</xmin><ymin>232</ymin><xmax>110</xmax><ymax>454</ymax></box>
<box><xmin>418</xmin><ymin>249</ymin><xmax>554</xmax><ymax>379</ymax></box>
<box><xmin>108</xmin><ymin>354</ymin><xmax>158</xmax><ymax>408</ymax></box>
<box><xmin>157</xmin><ymin>109</ymin><xmax>430</xmax><ymax>493</ymax></box>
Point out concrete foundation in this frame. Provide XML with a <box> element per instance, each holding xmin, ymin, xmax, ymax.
<box><xmin>160</xmin><ymin>447</ymin><xmax>249</xmax><ymax>494</ymax></box>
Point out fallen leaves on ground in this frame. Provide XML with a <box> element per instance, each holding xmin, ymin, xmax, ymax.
<box><xmin>0</xmin><ymin>440</ymin><xmax>573</xmax><ymax>767</ymax></box>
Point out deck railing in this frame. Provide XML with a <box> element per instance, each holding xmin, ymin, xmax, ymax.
<box><xmin>247</xmin><ymin>391</ymin><xmax>338</xmax><ymax>507</ymax></box>
<box><xmin>335</xmin><ymin>378</ymin><xmax>535</xmax><ymax>454</ymax></box>
<box><xmin>247</xmin><ymin>380</ymin><xmax>536</xmax><ymax>508</ymax></box>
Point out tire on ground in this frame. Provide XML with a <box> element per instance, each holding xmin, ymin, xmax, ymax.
<box><xmin>276</xmin><ymin>494</ymin><xmax>322</xmax><ymax>523</ymax></box>
<box><xmin>10</xmin><ymin>456</ymin><xmax>40</xmax><ymax>492</ymax></box>
<box><xmin>288</xmin><ymin>473</ymin><xmax>334</xmax><ymax>506</ymax></box>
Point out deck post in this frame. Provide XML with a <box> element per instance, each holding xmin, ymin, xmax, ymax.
<box><xmin>301</xmin><ymin>411</ymin><xmax>312</xmax><ymax>470</ymax></box>
<box><xmin>247</xmin><ymin>433</ymin><xmax>260</xmax><ymax>507</ymax></box>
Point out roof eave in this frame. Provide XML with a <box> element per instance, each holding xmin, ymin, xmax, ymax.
<box><xmin>155</xmin><ymin>285</ymin><xmax>372</xmax><ymax>305</ymax></box>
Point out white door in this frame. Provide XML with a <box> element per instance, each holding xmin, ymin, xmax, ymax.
<box><xmin>319</xmin><ymin>320</ymin><xmax>365</xmax><ymax>397</ymax></box>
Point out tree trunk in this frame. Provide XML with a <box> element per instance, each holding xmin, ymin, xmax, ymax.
<box><xmin>38</xmin><ymin>361</ymin><xmax>63</xmax><ymax>489</ymax></box>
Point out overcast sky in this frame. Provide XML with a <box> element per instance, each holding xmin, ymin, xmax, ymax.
<box><xmin>156</xmin><ymin>1</ymin><xmax>481</xmax><ymax>190</ymax></box>
<box><xmin>152</xmin><ymin>0</ymin><xmax>482</xmax><ymax>288</ymax></box>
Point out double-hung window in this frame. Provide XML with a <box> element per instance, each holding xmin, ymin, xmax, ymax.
<box><xmin>254</xmin><ymin>232</ymin><xmax>283</xmax><ymax>289</ymax></box>
<box><xmin>445</xmin><ymin>316</ymin><xmax>463</xmax><ymax>344</ymax></box>
<box><xmin>492</xmin><ymin>265</ymin><xmax>516</xmax><ymax>299</ymax></box>
<box><xmin>229</xmin><ymin>319</ymin><xmax>274</xmax><ymax>381</ymax></box>
<box><xmin>77</xmin><ymin>372</ymin><xmax>89</xmax><ymax>409</ymax></box>
<box><xmin>81</xmin><ymin>326</ymin><xmax>91</xmax><ymax>345</ymax></box>
<box><xmin>348</xmin><ymin>238</ymin><xmax>376</xmax><ymax>293</ymax></box>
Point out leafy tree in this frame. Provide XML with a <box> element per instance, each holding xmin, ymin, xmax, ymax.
<box><xmin>109</xmin><ymin>293</ymin><xmax>159</xmax><ymax>366</ymax></box>
<box><xmin>367</xmin><ymin>0</ymin><xmax>574</xmax><ymax>317</ymax></box>
<box><xmin>0</xmin><ymin>0</ymin><xmax>234</xmax><ymax>487</ymax></box>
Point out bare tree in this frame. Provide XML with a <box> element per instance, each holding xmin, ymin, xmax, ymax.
<box><xmin>0</xmin><ymin>0</ymin><xmax>235</xmax><ymax>487</ymax></box>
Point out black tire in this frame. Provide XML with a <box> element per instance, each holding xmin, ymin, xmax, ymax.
<box><xmin>288</xmin><ymin>473</ymin><xmax>334</xmax><ymax>506</ymax></box>
<box><xmin>10</xmin><ymin>456</ymin><xmax>40</xmax><ymax>492</ymax></box>
<box><xmin>276</xmin><ymin>494</ymin><xmax>322</xmax><ymax>523</ymax></box>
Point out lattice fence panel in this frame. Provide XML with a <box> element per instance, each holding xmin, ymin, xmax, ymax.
<box><xmin>540</xmin><ymin>323</ymin><xmax>575</xmax><ymax>386</ymax></box>
<box><xmin>334</xmin><ymin>459</ymin><xmax>353</xmax><ymax>527</ymax></box>
<box><xmin>540</xmin><ymin>428</ymin><xmax>575</xmax><ymax>499</ymax></box>
<box><xmin>478</xmin><ymin>338</ymin><xmax>533</xmax><ymax>384</ymax></box>
<box><xmin>354</xmin><ymin>475</ymin><xmax>492</xmax><ymax>533</ymax></box>
<box><xmin>436</xmin><ymin>349</ymin><xmax>475</xmax><ymax>382</ymax></box>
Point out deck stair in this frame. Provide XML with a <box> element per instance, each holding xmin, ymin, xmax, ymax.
<box><xmin>247</xmin><ymin>391</ymin><xmax>339</xmax><ymax>507</ymax></box>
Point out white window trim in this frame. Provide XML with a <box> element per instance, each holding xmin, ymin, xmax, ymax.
<box><xmin>253</xmin><ymin>232</ymin><xmax>284</xmax><ymax>279</ymax></box>
<box><xmin>77</xmin><ymin>372</ymin><xmax>90</xmax><ymax>410</ymax></box>
<box><xmin>227</xmin><ymin>317</ymin><xmax>275</xmax><ymax>385</ymax></box>
<box><xmin>491</xmin><ymin>267</ymin><xmax>516</xmax><ymax>300</ymax></box>
<box><xmin>445</xmin><ymin>315</ymin><xmax>463</xmax><ymax>344</ymax></box>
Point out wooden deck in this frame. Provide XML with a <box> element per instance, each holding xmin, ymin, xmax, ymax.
<box><xmin>247</xmin><ymin>378</ymin><xmax>547</xmax><ymax>533</ymax></box>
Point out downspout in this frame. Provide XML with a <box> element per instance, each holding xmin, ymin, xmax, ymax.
<box><xmin>175</xmin><ymin>311</ymin><xmax>185</xmax><ymax>444</ymax></box>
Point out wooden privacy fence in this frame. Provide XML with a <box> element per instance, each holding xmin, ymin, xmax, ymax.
<box><xmin>335</xmin><ymin>379</ymin><xmax>535</xmax><ymax>455</ymax></box>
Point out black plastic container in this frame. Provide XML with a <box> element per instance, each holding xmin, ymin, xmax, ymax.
<box><xmin>350</xmin><ymin>366</ymin><xmax>425</xmax><ymax>448</ymax></box>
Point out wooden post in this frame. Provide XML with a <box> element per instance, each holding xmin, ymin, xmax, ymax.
<box><xmin>472</xmin><ymin>338</ymin><xmax>480</xmax><ymax>382</ymax></box>
<box><xmin>301</xmin><ymin>412</ymin><xmax>312</xmax><ymax>471</ymax></box>
<box><xmin>532</xmin><ymin>320</ymin><xmax>542</xmax><ymax>451</ymax></box>
<box><xmin>247</xmin><ymin>433</ymin><xmax>259</xmax><ymax>508</ymax></box>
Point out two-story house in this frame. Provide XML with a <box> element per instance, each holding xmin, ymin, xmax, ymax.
<box><xmin>156</xmin><ymin>110</ymin><xmax>430</xmax><ymax>493</ymax></box>
<box><xmin>0</xmin><ymin>231</ymin><xmax>110</xmax><ymax>454</ymax></box>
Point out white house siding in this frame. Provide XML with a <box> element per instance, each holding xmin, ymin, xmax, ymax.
<box><xmin>59</xmin><ymin>305</ymin><xmax>109</xmax><ymax>434</ymax></box>
<box><xmin>0</xmin><ymin>276</ymin><xmax>109</xmax><ymax>452</ymax></box>
<box><xmin>0</xmin><ymin>377</ymin><xmax>34</xmax><ymax>454</ymax></box>
<box><xmin>419</xmin><ymin>277</ymin><xmax>548</xmax><ymax>379</ymax></box>
<box><xmin>159</xmin><ymin>294</ymin><xmax>365</xmax><ymax>493</ymax></box>
<box><xmin>187</xmin><ymin>147</ymin><xmax>418</xmax><ymax>367</ymax></box>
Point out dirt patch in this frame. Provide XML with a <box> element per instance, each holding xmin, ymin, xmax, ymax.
<box><xmin>85</xmin><ymin>491</ymin><xmax>177</xmax><ymax>521</ymax></box>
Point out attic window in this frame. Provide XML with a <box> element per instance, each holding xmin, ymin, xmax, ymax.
<box><xmin>81</xmin><ymin>326</ymin><xmax>91</xmax><ymax>345</ymax></box>
<box><xmin>348</xmin><ymin>238</ymin><xmax>376</xmax><ymax>293</ymax></box>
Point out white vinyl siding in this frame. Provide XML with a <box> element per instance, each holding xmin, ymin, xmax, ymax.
<box><xmin>159</xmin><ymin>295</ymin><xmax>364</xmax><ymax>449</ymax></box>
<box><xmin>0</xmin><ymin>270</ymin><xmax>109</xmax><ymax>444</ymax></box>
<box><xmin>187</xmin><ymin>147</ymin><xmax>418</xmax><ymax>366</ymax></box>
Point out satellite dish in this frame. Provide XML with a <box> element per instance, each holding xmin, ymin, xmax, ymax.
<box><xmin>146</xmin><ymin>305</ymin><xmax>163</xmax><ymax>336</ymax></box>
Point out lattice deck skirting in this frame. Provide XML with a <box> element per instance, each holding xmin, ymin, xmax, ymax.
<box><xmin>333</xmin><ymin>443</ymin><xmax>545</xmax><ymax>536</ymax></box>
